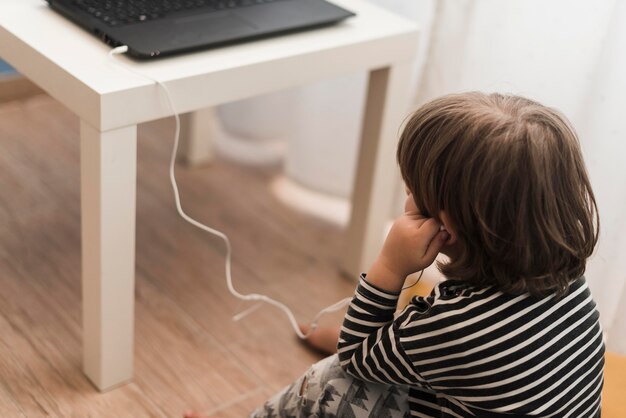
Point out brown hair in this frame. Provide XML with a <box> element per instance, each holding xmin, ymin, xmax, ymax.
<box><xmin>397</xmin><ymin>92</ymin><xmax>599</xmax><ymax>296</ymax></box>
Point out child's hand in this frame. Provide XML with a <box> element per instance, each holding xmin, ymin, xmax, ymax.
<box><xmin>367</xmin><ymin>195</ymin><xmax>449</xmax><ymax>292</ymax></box>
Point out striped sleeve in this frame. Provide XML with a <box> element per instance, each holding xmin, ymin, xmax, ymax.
<box><xmin>337</xmin><ymin>274</ymin><xmax>428</xmax><ymax>386</ymax></box>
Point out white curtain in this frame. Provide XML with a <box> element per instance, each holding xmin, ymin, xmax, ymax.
<box><xmin>575</xmin><ymin>0</ymin><xmax>626</xmax><ymax>354</ymax></box>
<box><xmin>417</xmin><ymin>0</ymin><xmax>626</xmax><ymax>354</ymax></box>
<box><xmin>215</xmin><ymin>0</ymin><xmax>626</xmax><ymax>353</ymax></box>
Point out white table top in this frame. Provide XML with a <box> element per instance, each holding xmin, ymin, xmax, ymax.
<box><xmin>0</xmin><ymin>0</ymin><xmax>419</xmax><ymax>130</ymax></box>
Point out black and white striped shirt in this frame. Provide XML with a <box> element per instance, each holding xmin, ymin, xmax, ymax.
<box><xmin>337</xmin><ymin>274</ymin><xmax>604</xmax><ymax>417</ymax></box>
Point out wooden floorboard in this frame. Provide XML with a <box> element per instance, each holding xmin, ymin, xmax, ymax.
<box><xmin>0</xmin><ymin>95</ymin><xmax>356</xmax><ymax>417</ymax></box>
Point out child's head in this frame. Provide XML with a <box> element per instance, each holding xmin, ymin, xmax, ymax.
<box><xmin>397</xmin><ymin>92</ymin><xmax>599</xmax><ymax>296</ymax></box>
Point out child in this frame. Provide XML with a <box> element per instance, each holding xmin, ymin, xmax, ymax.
<box><xmin>189</xmin><ymin>92</ymin><xmax>605</xmax><ymax>417</ymax></box>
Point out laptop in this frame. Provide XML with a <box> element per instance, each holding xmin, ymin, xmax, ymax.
<box><xmin>45</xmin><ymin>0</ymin><xmax>355</xmax><ymax>59</ymax></box>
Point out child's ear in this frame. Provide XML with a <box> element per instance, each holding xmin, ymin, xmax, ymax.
<box><xmin>438</xmin><ymin>211</ymin><xmax>457</xmax><ymax>244</ymax></box>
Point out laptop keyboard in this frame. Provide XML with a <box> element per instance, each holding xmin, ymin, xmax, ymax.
<box><xmin>70</xmin><ymin>0</ymin><xmax>285</xmax><ymax>27</ymax></box>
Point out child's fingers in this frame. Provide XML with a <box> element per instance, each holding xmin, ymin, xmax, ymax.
<box><xmin>423</xmin><ymin>230</ymin><xmax>449</xmax><ymax>263</ymax></box>
<box><xmin>418</xmin><ymin>218</ymin><xmax>445</xmax><ymax>254</ymax></box>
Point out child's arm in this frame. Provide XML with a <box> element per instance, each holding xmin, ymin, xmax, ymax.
<box><xmin>337</xmin><ymin>275</ymin><xmax>419</xmax><ymax>384</ymax></box>
<box><xmin>337</xmin><ymin>195</ymin><xmax>448</xmax><ymax>385</ymax></box>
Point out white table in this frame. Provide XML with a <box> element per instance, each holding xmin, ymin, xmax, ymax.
<box><xmin>0</xmin><ymin>0</ymin><xmax>418</xmax><ymax>391</ymax></box>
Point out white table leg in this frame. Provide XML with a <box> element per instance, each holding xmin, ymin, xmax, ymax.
<box><xmin>178</xmin><ymin>107</ymin><xmax>218</xmax><ymax>166</ymax></box>
<box><xmin>80</xmin><ymin>120</ymin><xmax>137</xmax><ymax>391</ymax></box>
<box><xmin>344</xmin><ymin>63</ymin><xmax>413</xmax><ymax>277</ymax></box>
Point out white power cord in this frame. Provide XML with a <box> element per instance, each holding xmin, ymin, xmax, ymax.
<box><xmin>108</xmin><ymin>45</ymin><xmax>351</xmax><ymax>339</ymax></box>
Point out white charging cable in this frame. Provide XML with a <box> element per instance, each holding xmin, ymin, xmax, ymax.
<box><xmin>108</xmin><ymin>45</ymin><xmax>351</xmax><ymax>339</ymax></box>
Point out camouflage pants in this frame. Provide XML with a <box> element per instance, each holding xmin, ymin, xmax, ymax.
<box><xmin>250</xmin><ymin>354</ymin><xmax>411</xmax><ymax>418</ymax></box>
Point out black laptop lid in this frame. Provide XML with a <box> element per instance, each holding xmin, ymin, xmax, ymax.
<box><xmin>47</xmin><ymin>0</ymin><xmax>355</xmax><ymax>58</ymax></box>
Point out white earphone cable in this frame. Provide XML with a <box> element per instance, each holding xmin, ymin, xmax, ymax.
<box><xmin>108</xmin><ymin>45</ymin><xmax>351</xmax><ymax>339</ymax></box>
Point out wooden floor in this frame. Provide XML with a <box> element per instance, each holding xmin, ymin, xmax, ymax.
<box><xmin>0</xmin><ymin>94</ymin><xmax>357</xmax><ymax>417</ymax></box>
